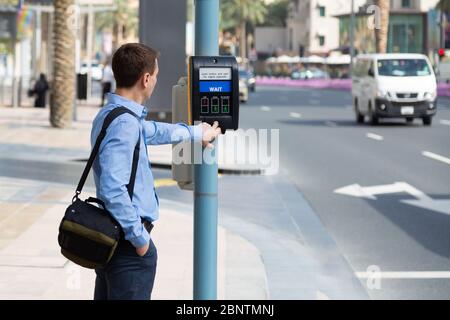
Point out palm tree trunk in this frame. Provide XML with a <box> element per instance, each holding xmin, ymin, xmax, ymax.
<box><xmin>112</xmin><ymin>20</ymin><xmax>119</xmax><ymax>52</ymax></box>
<box><xmin>51</xmin><ymin>0</ymin><xmax>75</xmax><ymax>128</ymax></box>
<box><xmin>239</xmin><ymin>21</ymin><xmax>247</xmax><ymax>58</ymax></box>
<box><xmin>375</xmin><ymin>0</ymin><xmax>390</xmax><ymax>53</ymax></box>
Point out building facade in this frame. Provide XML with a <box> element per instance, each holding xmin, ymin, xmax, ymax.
<box><xmin>286</xmin><ymin>0</ymin><xmax>367</xmax><ymax>56</ymax></box>
<box><xmin>337</xmin><ymin>0</ymin><xmax>440</xmax><ymax>55</ymax></box>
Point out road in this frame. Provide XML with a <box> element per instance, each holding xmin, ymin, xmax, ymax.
<box><xmin>2</xmin><ymin>84</ymin><xmax>450</xmax><ymax>299</ymax></box>
<box><xmin>241</xmin><ymin>85</ymin><xmax>450</xmax><ymax>299</ymax></box>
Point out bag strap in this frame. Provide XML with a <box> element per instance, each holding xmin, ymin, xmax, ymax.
<box><xmin>74</xmin><ymin>106</ymin><xmax>141</xmax><ymax>201</ymax></box>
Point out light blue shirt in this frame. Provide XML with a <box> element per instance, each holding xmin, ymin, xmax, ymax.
<box><xmin>91</xmin><ymin>93</ymin><xmax>201</xmax><ymax>248</ymax></box>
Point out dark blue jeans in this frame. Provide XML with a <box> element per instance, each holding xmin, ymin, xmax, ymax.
<box><xmin>94</xmin><ymin>238</ymin><xmax>157</xmax><ymax>300</ymax></box>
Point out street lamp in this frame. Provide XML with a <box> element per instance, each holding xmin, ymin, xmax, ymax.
<box><xmin>349</xmin><ymin>0</ymin><xmax>355</xmax><ymax>74</ymax></box>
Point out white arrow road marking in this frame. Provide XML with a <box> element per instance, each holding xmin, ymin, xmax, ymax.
<box><xmin>422</xmin><ymin>151</ymin><xmax>450</xmax><ymax>165</ymax></box>
<box><xmin>334</xmin><ymin>182</ymin><xmax>450</xmax><ymax>215</ymax></box>
<box><xmin>334</xmin><ymin>182</ymin><xmax>420</xmax><ymax>200</ymax></box>
<box><xmin>261</xmin><ymin>106</ymin><xmax>271</xmax><ymax>112</ymax></box>
<box><xmin>289</xmin><ymin>112</ymin><xmax>302</xmax><ymax>119</ymax></box>
<box><xmin>356</xmin><ymin>271</ymin><xmax>450</xmax><ymax>279</ymax></box>
<box><xmin>440</xmin><ymin>119</ymin><xmax>450</xmax><ymax>126</ymax></box>
<box><xmin>366</xmin><ymin>133</ymin><xmax>384</xmax><ymax>141</ymax></box>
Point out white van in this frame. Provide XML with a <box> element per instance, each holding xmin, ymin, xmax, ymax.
<box><xmin>352</xmin><ymin>54</ymin><xmax>437</xmax><ymax>126</ymax></box>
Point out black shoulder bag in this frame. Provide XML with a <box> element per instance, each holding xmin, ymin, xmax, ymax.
<box><xmin>58</xmin><ymin>107</ymin><xmax>140</xmax><ymax>269</ymax></box>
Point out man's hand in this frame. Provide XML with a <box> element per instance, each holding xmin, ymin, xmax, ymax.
<box><xmin>136</xmin><ymin>243</ymin><xmax>149</xmax><ymax>257</ymax></box>
<box><xmin>201</xmin><ymin>121</ymin><xmax>222</xmax><ymax>149</ymax></box>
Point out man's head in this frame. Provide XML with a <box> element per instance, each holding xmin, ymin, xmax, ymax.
<box><xmin>112</xmin><ymin>43</ymin><xmax>159</xmax><ymax>102</ymax></box>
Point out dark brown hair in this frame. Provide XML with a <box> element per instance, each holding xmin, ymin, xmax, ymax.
<box><xmin>112</xmin><ymin>43</ymin><xmax>159</xmax><ymax>88</ymax></box>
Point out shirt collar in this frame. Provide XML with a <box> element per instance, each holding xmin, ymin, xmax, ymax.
<box><xmin>107</xmin><ymin>93</ymin><xmax>148</xmax><ymax>119</ymax></box>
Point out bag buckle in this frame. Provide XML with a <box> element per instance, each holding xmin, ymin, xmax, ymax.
<box><xmin>72</xmin><ymin>191</ymin><xmax>81</xmax><ymax>203</ymax></box>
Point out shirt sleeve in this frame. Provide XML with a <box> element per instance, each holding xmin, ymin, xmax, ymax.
<box><xmin>97</xmin><ymin>118</ymin><xmax>149</xmax><ymax>248</ymax></box>
<box><xmin>143</xmin><ymin>121</ymin><xmax>202</xmax><ymax>145</ymax></box>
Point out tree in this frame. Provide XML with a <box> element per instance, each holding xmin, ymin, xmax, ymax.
<box><xmin>95</xmin><ymin>0</ymin><xmax>138</xmax><ymax>51</ymax></box>
<box><xmin>258</xmin><ymin>0</ymin><xmax>289</xmax><ymax>27</ymax></box>
<box><xmin>51</xmin><ymin>0</ymin><xmax>75</xmax><ymax>128</ymax></box>
<box><xmin>375</xmin><ymin>0</ymin><xmax>390</xmax><ymax>53</ymax></box>
<box><xmin>221</xmin><ymin>0</ymin><xmax>267</xmax><ymax>58</ymax></box>
<box><xmin>437</xmin><ymin>0</ymin><xmax>450</xmax><ymax>11</ymax></box>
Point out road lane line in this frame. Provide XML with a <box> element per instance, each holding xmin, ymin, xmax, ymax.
<box><xmin>440</xmin><ymin>119</ymin><xmax>450</xmax><ymax>126</ymax></box>
<box><xmin>422</xmin><ymin>151</ymin><xmax>450</xmax><ymax>165</ymax></box>
<box><xmin>289</xmin><ymin>112</ymin><xmax>302</xmax><ymax>119</ymax></box>
<box><xmin>261</xmin><ymin>106</ymin><xmax>271</xmax><ymax>112</ymax></box>
<box><xmin>356</xmin><ymin>271</ymin><xmax>450</xmax><ymax>279</ymax></box>
<box><xmin>366</xmin><ymin>133</ymin><xmax>384</xmax><ymax>141</ymax></box>
<box><xmin>325</xmin><ymin>121</ymin><xmax>337</xmax><ymax>127</ymax></box>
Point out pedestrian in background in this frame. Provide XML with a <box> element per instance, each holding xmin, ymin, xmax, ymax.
<box><xmin>101</xmin><ymin>59</ymin><xmax>114</xmax><ymax>107</ymax></box>
<box><xmin>31</xmin><ymin>73</ymin><xmax>49</xmax><ymax>108</ymax></box>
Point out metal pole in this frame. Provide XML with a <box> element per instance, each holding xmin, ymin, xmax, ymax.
<box><xmin>349</xmin><ymin>0</ymin><xmax>355</xmax><ymax>74</ymax></box>
<box><xmin>86</xmin><ymin>5</ymin><xmax>94</xmax><ymax>101</ymax></box>
<box><xmin>193</xmin><ymin>0</ymin><xmax>219</xmax><ymax>300</ymax></box>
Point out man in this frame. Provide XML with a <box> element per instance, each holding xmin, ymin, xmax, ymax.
<box><xmin>100</xmin><ymin>59</ymin><xmax>114</xmax><ymax>107</ymax></box>
<box><xmin>31</xmin><ymin>73</ymin><xmax>49</xmax><ymax>108</ymax></box>
<box><xmin>91</xmin><ymin>43</ymin><xmax>221</xmax><ymax>300</ymax></box>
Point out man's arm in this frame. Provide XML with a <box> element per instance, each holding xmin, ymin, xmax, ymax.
<box><xmin>98</xmin><ymin>118</ymin><xmax>149</xmax><ymax>250</ymax></box>
<box><xmin>143</xmin><ymin>121</ymin><xmax>221</xmax><ymax>147</ymax></box>
<box><xmin>143</xmin><ymin>121</ymin><xmax>202</xmax><ymax>145</ymax></box>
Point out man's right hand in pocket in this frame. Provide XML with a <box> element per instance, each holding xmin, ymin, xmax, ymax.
<box><xmin>136</xmin><ymin>243</ymin><xmax>149</xmax><ymax>257</ymax></box>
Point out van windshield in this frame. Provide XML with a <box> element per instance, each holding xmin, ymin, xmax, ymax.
<box><xmin>377</xmin><ymin>59</ymin><xmax>431</xmax><ymax>77</ymax></box>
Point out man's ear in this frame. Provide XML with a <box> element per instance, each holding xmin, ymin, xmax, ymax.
<box><xmin>141</xmin><ymin>73</ymin><xmax>150</xmax><ymax>88</ymax></box>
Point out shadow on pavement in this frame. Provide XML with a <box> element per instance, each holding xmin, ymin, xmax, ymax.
<box><xmin>362</xmin><ymin>193</ymin><xmax>450</xmax><ymax>261</ymax></box>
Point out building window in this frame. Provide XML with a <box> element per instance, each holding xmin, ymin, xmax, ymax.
<box><xmin>319</xmin><ymin>35</ymin><xmax>325</xmax><ymax>46</ymax></box>
<box><xmin>401</xmin><ymin>0</ymin><xmax>411</xmax><ymax>8</ymax></box>
<box><xmin>318</xmin><ymin>6</ymin><xmax>326</xmax><ymax>17</ymax></box>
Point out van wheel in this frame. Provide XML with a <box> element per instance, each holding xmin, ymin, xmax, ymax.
<box><xmin>369</xmin><ymin>103</ymin><xmax>379</xmax><ymax>125</ymax></box>
<box><xmin>406</xmin><ymin>117</ymin><xmax>414</xmax><ymax>124</ymax></box>
<box><xmin>423</xmin><ymin>116</ymin><xmax>432</xmax><ymax>126</ymax></box>
<box><xmin>354</xmin><ymin>99</ymin><xmax>364</xmax><ymax>123</ymax></box>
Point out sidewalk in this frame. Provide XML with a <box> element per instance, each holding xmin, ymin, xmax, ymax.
<box><xmin>0</xmin><ymin>103</ymin><xmax>369</xmax><ymax>299</ymax></box>
<box><xmin>0</xmin><ymin>104</ymin><xmax>268</xmax><ymax>300</ymax></box>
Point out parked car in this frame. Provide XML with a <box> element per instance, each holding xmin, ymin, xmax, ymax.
<box><xmin>352</xmin><ymin>53</ymin><xmax>437</xmax><ymax>126</ymax></box>
<box><xmin>239</xmin><ymin>69</ymin><xmax>256</xmax><ymax>92</ymax></box>
<box><xmin>291</xmin><ymin>68</ymin><xmax>329</xmax><ymax>80</ymax></box>
<box><xmin>239</xmin><ymin>79</ymin><xmax>248</xmax><ymax>103</ymax></box>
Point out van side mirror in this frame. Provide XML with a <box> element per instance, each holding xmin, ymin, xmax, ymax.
<box><xmin>368</xmin><ymin>68</ymin><xmax>375</xmax><ymax>77</ymax></box>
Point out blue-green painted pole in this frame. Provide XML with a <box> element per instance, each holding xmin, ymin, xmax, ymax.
<box><xmin>193</xmin><ymin>0</ymin><xmax>219</xmax><ymax>300</ymax></box>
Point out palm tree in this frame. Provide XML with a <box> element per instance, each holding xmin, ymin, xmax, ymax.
<box><xmin>375</xmin><ymin>0</ymin><xmax>390</xmax><ymax>53</ymax></box>
<box><xmin>95</xmin><ymin>0</ymin><xmax>138</xmax><ymax>52</ymax></box>
<box><xmin>221</xmin><ymin>0</ymin><xmax>267</xmax><ymax>58</ymax></box>
<box><xmin>51</xmin><ymin>0</ymin><xmax>75</xmax><ymax>128</ymax></box>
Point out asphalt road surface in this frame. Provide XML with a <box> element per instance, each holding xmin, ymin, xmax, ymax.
<box><xmin>2</xmin><ymin>84</ymin><xmax>450</xmax><ymax>299</ymax></box>
<box><xmin>241</xmin><ymin>85</ymin><xmax>450</xmax><ymax>299</ymax></box>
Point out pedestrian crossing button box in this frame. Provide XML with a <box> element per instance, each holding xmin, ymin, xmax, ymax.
<box><xmin>189</xmin><ymin>56</ymin><xmax>239</xmax><ymax>133</ymax></box>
